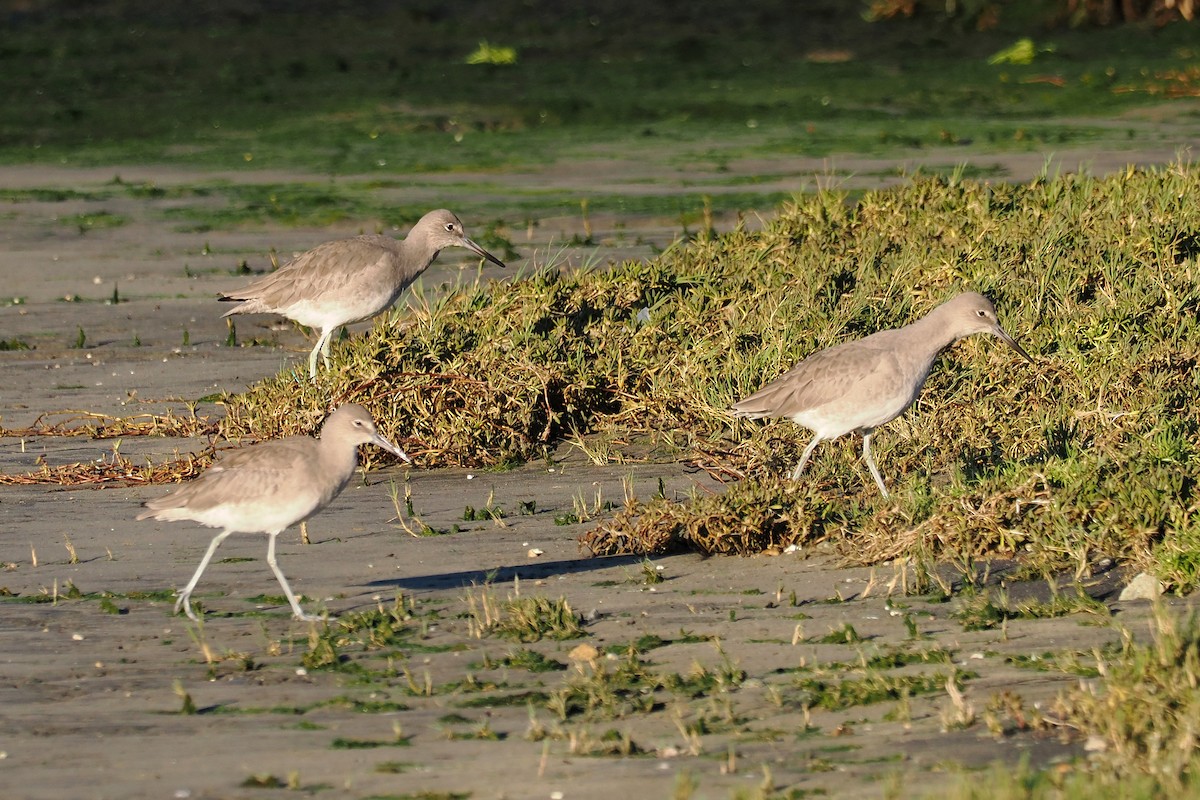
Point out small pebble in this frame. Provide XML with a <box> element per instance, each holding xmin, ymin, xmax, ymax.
<box><xmin>1119</xmin><ymin>571</ymin><xmax>1164</xmax><ymax>602</ymax></box>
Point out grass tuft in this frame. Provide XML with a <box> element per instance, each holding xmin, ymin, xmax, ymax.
<box><xmin>1049</xmin><ymin>603</ymin><xmax>1200</xmax><ymax>786</ymax></box>
<box><xmin>464</xmin><ymin>586</ymin><xmax>586</xmax><ymax>643</ymax></box>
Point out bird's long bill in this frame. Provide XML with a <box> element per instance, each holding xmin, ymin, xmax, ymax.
<box><xmin>993</xmin><ymin>326</ymin><xmax>1034</xmax><ymax>364</ymax></box>
<box><xmin>370</xmin><ymin>433</ymin><xmax>413</xmax><ymax>464</ymax></box>
<box><xmin>462</xmin><ymin>236</ymin><xmax>507</xmax><ymax>269</ymax></box>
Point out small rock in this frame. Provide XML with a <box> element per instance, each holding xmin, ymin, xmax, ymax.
<box><xmin>1119</xmin><ymin>572</ymin><xmax>1164</xmax><ymax>602</ymax></box>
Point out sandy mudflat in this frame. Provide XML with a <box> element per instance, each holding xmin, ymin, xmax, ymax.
<box><xmin>0</xmin><ymin>149</ymin><xmax>1192</xmax><ymax>799</ymax></box>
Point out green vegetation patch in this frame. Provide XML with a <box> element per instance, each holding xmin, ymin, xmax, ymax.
<box><xmin>1049</xmin><ymin>605</ymin><xmax>1200</xmax><ymax>790</ymax></box>
<box><xmin>63</xmin><ymin>210</ymin><xmax>127</xmax><ymax>233</ymax></box>
<box><xmin>302</xmin><ymin>598</ymin><xmax>415</xmax><ymax>670</ymax></box>
<box><xmin>954</xmin><ymin>586</ymin><xmax>1110</xmax><ymax>631</ymax></box>
<box><xmin>543</xmin><ymin>645</ymin><xmax>745</xmax><ymax>722</ymax></box>
<box><xmin>796</xmin><ymin>669</ymin><xmax>955</xmax><ymax>711</ymax></box>
<box><xmin>1</xmin><ymin>2</ymin><xmax>1195</xmax><ymax>173</ymax></box>
<box><xmin>933</xmin><ymin>753</ymin><xmax>1200</xmax><ymax>800</ymax></box>
<box><xmin>226</xmin><ymin>165</ymin><xmax>1200</xmax><ymax>588</ymax></box>
<box><xmin>330</xmin><ymin>736</ymin><xmax>411</xmax><ymax>750</ymax></box>
<box><xmin>465</xmin><ymin>592</ymin><xmax>587</xmax><ymax>643</ymax></box>
<box><xmin>487</xmin><ymin>648</ymin><xmax>567</xmax><ymax>673</ymax></box>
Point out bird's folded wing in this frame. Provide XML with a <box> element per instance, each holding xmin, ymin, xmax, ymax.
<box><xmin>732</xmin><ymin>341</ymin><xmax>899</xmax><ymax>419</ymax></box>
<box><xmin>142</xmin><ymin>440</ymin><xmax>314</xmax><ymax>513</ymax></box>
<box><xmin>222</xmin><ymin>236</ymin><xmax>392</xmax><ymax>310</ymax></box>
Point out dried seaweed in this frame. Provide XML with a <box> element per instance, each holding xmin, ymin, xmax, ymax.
<box><xmin>1</xmin><ymin>409</ymin><xmax>219</xmax><ymax>440</ymax></box>
<box><xmin>0</xmin><ymin>448</ymin><xmax>214</xmax><ymax>487</ymax></box>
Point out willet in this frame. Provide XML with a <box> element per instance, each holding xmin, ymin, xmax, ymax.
<box><xmin>137</xmin><ymin>404</ymin><xmax>410</xmax><ymax>621</ymax></box>
<box><xmin>731</xmin><ymin>292</ymin><xmax>1033</xmax><ymax>497</ymax></box>
<box><xmin>220</xmin><ymin>209</ymin><xmax>507</xmax><ymax>380</ymax></box>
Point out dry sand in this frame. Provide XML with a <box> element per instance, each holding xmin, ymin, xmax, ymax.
<box><xmin>0</xmin><ymin>144</ymin><xmax>1192</xmax><ymax>799</ymax></box>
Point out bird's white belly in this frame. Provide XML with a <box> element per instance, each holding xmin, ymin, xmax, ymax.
<box><xmin>287</xmin><ymin>293</ymin><xmax>393</xmax><ymax>330</ymax></box>
<box><xmin>190</xmin><ymin>494</ymin><xmax>322</xmax><ymax>535</ymax></box>
<box><xmin>792</xmin><ymin>384</ymin><xmax>919</xmax><ymax>439</ymax></box>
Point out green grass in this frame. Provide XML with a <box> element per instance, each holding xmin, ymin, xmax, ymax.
<box><xmin>1</xmin><ymin>2</ymin><xmax>1196</xmax><ymax>174</ymax></box>
<box><xmin>330</xmin><ymin>736</ymin><xmax>411</xmax><ymax>750</ymax></box>
<box><xmin>150</xmin><ymin>179</ymin><xmax>793</xmax><ymax>233</ymax></box>
<box><xmin>795</xmin><ymin>670</ymin><xmax>955</xmax><ymax>712</ymax></box>
<box><xmin>927</xmin><ymin>605</ymin><xmax>1200</xmax><ymax>796</ymax></box>
<box><xmin>223</xmin><ymin>164</ymin><xmax>1200</xmax><ymax>591</ymax></box>
<box><xmin>485</xmin><ymin>648</ymin><xmax>567</xmax><ymax>673</ymax></box>
<box><xmin>372</xmin><ymin>761</ymin><xmax>417</xmax><ymax>775</ymax></box>
<box><xmin>63</xmin><ymin>210</ymin><xmax>126</xmax><ymax>233</ymax></box>
<box><xmin>1049</xmin><ymin>604</ymin><xmax>1200</xmax><ymax>785</ymax></box>
<box><xmin>302</xmin><ymin>597</ymin><xmax>415</xmax><ymax>670</ymax></box>
<box><xmin>463</xmin><ymin>589</ymin><xmax>587</xmax><ymax>643</ymax></box>
<box><xmin>954</xmin><ymin>586</ymin><xmax>1110</xmax><ymax>631</ymax></box>
<box><xmin>930</xmin><ymin>754</ymin><xmax>1200</xmax><ymax>800</ymax></box>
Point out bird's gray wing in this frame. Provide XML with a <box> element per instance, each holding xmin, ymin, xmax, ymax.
<box><xmin>220</xmin><ymin>236</ymin><xmax>397</xmax><ymax>314</ymax></box>
<box><xmin>732</xmin><ymin>337</ymin><xmax>900</xmax><ymax>420</ymax></box>
<box><xmin>139</xmin><ymin>439</ymin><xmax>315</xmax><ymax>516</ymax></box>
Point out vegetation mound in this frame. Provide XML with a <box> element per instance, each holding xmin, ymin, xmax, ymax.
<box><xmin>223</xmin><ymin>164</ymin><xmax>1200</xmax><ymax>588</ymax></box>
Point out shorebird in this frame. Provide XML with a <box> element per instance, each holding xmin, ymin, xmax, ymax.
<box><xmin>731</xmin><ymin>292</ymin><xmax>1033</xmax><ymax>497</ymax></box>
<box><xmin>220</xmin><ymin>209</ymin><xmax>507</xmax><ymax>380</ymax></box>
<box><xmin>137</xmin><ymin>404</ymin><xmax>410</xmax><ymax>621</ymax></box>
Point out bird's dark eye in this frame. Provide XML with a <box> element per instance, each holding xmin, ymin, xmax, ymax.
<box><xmin>977</xmin><ymin>309</ymin><xmax>987</xmax><ymax>317</ymax></box>
<box><xmin>444</xmin><ymin>223</ymin><xmax>455</xmax><ymax>232</ymax></box>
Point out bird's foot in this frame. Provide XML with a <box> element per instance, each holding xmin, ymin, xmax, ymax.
<box><xmin>175</xmin><ymin>592</ymin><xmax>201</xmax><ymax>622</ymax></box>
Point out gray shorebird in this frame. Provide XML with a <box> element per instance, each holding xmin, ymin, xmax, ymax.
<box><xmin>137</xmin><ymin>404</ymin><xmax>410</xmax><ymax>621</ymax></box>
<box><xmin>220</xmin><ymin>209</ymin><xmax>507</xmax><ymax>380</ymax></box>
<box><xmin>731</xmin><ymin>292</ymin><xmax>1033</xmax><ymax>497</ymax></box>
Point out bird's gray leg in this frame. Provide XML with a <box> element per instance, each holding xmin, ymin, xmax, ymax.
<box><xmin>790</xmin><ymin>434</ymin><xmax>823</xmax><ymax>480</ymax></box>
<box><xmin>176</xmin><ymin>529</ymin><xmax>235</xmax><ymax>621</ymax></box>
<box><xmin>320</xmin><ymin>329</ymin><xmax>335</xmax><ymax>365</ymax></box>
<box><xmin>862</xmin><ymin>432</ymin><xmax>890</xmax><ymax>498</ymax></box>
<box><xmin>266</xmin><ymin>532</ymin><xmax>325</xmax><ymax>622</ymax></box>
<box><xmin>308</xmin><ymin>328</ymin><xmax>333</xmax><ymax>381</ymax></box>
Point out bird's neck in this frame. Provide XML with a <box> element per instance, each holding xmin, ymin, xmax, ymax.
<box><xmin>907</xmin><ymin>304</ymin><xmax>964</xmax><ymax>347</ymax></box>
<box><xmin>318</xmin><ymin>437</ymin><xmax>361</xmax><ymax>489</ymax></box>
<box><xmin>402</xmin><ymin>241</ymin><xmax>441</xmax><ymax>275</ymax></box>
<box><xmin>900</xmin><ymin>307</ymin><xmax>965</xmax><ymax>361</ymax></box>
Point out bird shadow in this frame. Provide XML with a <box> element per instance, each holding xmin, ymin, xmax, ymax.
<box><xmin>363</xmin><ymin>552</ymin><xmax>649</xmax><ymax>593</ymax></box>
